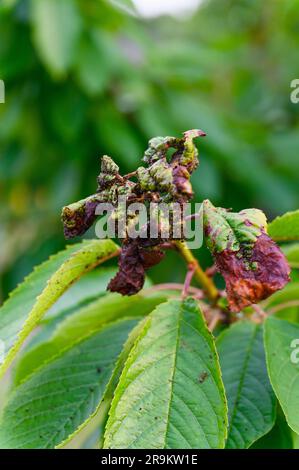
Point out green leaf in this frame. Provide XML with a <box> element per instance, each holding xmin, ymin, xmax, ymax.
<box><xmin>104</xmin><ymin>297</ymin><xmax>228</xmax><ymax>449</ymax></box>
<box><xmin>14</xmin><ymin>292</ymin><xmax>166</xmax><ymax>385</ymax></box>
<box><xmin>282</xmin><ymin>243</ymin><xmax>299</xmax><ymax>269</ymax></box>
<box><xmin>16</xmin><ymin>272</ymin><xmax>153</xmax><ymax>356</ymax></box>
<box><xmin>293</xmin><ymin>430</ymin><xmax>299</xmax><ymax>449</ymax></box>
<box><xmin>0</xmin><ymin>239</ymin><xmax>119</xmax><ymax>379</ymax></box>
<box><xmin>264</xmin><ymin>316</ymin><xmax>299</xmax><ymax>434</ymax></box>
<box><xmin>262</xmin><ymin>282</ymin><xmax>299</xmax><ymax>321</ymax></box>
<box><xmin>30</xmin><ymin>0</ymin><xmax>82</xmax><ymax>76</ymax></box>
<box><xmin>58</xmin><ymin>317</ymin><xmax>148</xmax><ymax>449</ymax></box>
<box><xmin>0</xmin><ymin>318</ymin><xmax>137</xmax><ymax>449</ymax></box>
<box><xmin>268</xmin><ymin>210</ymin><xmax>299</xmax><ymax>242</ymax></box>
<box><xmin>264</xmin><ymin>282</ymin><xmax>299</xmax><ymax>308</ymax></box>
<box><xmin>250</xmin><ymin>407</ymin><xmax>293</xmax><ymax>449</ymax></box>
<box><xmin>45</xmin><ymin>266</ymin><xmax>152</xmax><ymax>323</ymax></box>
<box><xmin>44</xmin><ymin>267</ymin><xmax>117</xmax><ymax>322</ymax></box>
<box><xmin>217</xmin><ymin>321</ymin><xmax>276</xmax><ymax>449</ymax></box>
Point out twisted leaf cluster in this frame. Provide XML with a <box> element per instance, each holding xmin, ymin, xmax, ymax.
<box><xmin>62</xmin><ymin>131</ymin><xmax>290</xmax><ymax>310</ymax></box>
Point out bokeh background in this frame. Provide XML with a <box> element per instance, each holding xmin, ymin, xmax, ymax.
<box><xmin>1</xmin><ymin>0</ymin><xmax>299</xmax><ymax>302</ymax></box>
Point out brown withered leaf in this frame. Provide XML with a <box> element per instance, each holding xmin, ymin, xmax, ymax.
<box><xmin>203</xmin><ymin>200</ymin><xmax>290</xmax><ymax>312</ymax></box>
<box><xmin>215</xmin><ymin>232</ymin><xmax>290</xmax><ymax>312</ymax></box>
<box><xmin>108</xmin><ymin>238</ymin><xmax>165</xmax><ymax>296</ymax></box>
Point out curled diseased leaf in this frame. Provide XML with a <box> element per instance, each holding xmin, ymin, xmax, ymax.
<box><xmin>61</xmin><ymin>156</ymin><xmax>127</xmax><ymax>239</ymax></box>
<box><xmin>203</xmin><ymin>200</ymin><xmax>290</xmax><ymax>312</ymax></box>
<box><xmin>137</xmin><ymin>128</ymin><xmax>205</xmax><ymax>203</ymax></box>
<box><xmin>61</xmin><ymin>195</ymin><xmax>101</xmax><ymax>239</ymax></box>
<box><xmin>108</xmin><ymin>238</ymin><xmax>165</xmax><ymax>295</ymax></box>
<box><xmin>62</xmin><ymin>130</ymin><xmax>204</xmax><ymax>239</ymax></box>
<box><xmin>61</xmin><ymin>130</ymin><xmax>205</xmax><ymax>296</ymax></box>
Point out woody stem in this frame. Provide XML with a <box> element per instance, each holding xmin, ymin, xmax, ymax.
<box><xmin>175</xmin><ymin>240</ymin><xmax>219</xmax><ymax>302</ymax></box>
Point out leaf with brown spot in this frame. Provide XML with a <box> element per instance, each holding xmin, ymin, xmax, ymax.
<box><xmin>203</xmin><ymin>200</ymin><xmax>290</xmax><ymax>312</ymax></box>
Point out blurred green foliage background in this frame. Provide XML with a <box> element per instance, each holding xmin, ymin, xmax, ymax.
<box><xmin>0</xmin><ymin>0</ymin><xmax>299</xmax><ymax>302</ymax></box>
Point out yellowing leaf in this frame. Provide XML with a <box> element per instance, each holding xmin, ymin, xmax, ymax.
<box><xmin>0</xmin><ymin>239</ymin><xmax>119</xmax><ymax>379</ymax></box>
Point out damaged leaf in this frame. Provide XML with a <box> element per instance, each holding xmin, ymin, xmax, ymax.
<box><xmin>108</xmin><ymin>238</ymin><xmax>165</xmax><ymax>295</ymax></box>
<box><xmin>62</xmin><ymin>195</ymin><xmax>102</xmax><ymax>239</ymax></box>
<box><xmin>203</xmin><ymin>200</ymin><xmax>290</xmax><ymax>312</ymax></box>
<box><xmin>137</xmin><ymin>129</ymin><xmax>205</xmax><ymax>203</ymax></box>
<box><xmin>62</xmin><ymin>130</ymin><xmax>205</xmax><ymax>296</ymax></box>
